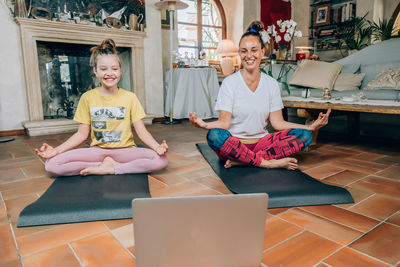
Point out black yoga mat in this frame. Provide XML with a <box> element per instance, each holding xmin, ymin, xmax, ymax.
<box><xmin>197</xmin><ymin>143</ymin><xmax>354</xmax><ymax>208</ymax></box>
<box><xmin>18</xmin><ymin>174</ymin><xmax>150</xmax><ymax>227</ymax></box>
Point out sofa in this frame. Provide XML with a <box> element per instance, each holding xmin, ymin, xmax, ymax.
<box><xmin>266</xmin><ymin>38</ymin><xmax>400</xmax><ymax>142</ymax></box>
<box><xmin>269</xmin><ymin>38</ymin><xmax>400</xmax><ymax>100</ymax></box>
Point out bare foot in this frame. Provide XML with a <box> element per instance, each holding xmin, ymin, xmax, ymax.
<box><xmin>260</xmin><ymin>157</ymin><xmax>298</xmax><ymax>170</ymax></box>
<box><xmin>80</xmin><ymin>156</ymin><xmax>116</xmax><ymax>176</ymax></box>
<box><xmin>224</xmin><ymin>159</ymin><xmax>246</xmax><ymax>168</ymax></box>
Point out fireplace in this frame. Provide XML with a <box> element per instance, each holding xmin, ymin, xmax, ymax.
<box><xmin>16</xmin><ymin>18</ymin><xmax>146</xmax><ymax>136</ymax></box>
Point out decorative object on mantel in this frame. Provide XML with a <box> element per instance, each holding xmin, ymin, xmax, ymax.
<box><xmin>105</xmin><ymin>17</ymin><xmax>122</xmax><ymax>28</ymax></box>
<box><xmin>31</xmin><ymin>7</ymin><xmax>52</xmax><ymax>20</ymax></box>
<box><xmin>14</xmin><ymin>0</ymin><xmax>28</xmax><ymax>17</ymax></box>
<box><xmin>155</xmin><ymin>0</ymin><xmax>188</xmax><ymax>124</ymax></box>
<box><xmin>129</xmin><ymin>13</ymin><xmax>144</xmax><ymax>31</ymax></box>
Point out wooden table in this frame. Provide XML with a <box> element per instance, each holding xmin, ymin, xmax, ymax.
<box><xmin>282</xmin><ymin>96</ymin><xmax>400</xmax><ymax>142</ymax></box>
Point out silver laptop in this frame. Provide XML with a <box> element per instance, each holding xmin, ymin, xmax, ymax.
<box><xmin>132</xmin><ymin>193</ymin><xmax>268</xmax><ymax>267</ymax></box>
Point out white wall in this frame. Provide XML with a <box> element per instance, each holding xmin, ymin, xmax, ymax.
<box><xmin>292</xmin><ymin>0</ymin><xmax>310</xmax><ymax>48</ymax></box>
<box><xmin>384</xmin><ymin>0</ymin><xmax>399</xmax><ymax>20</ymax></box>
<box><xmin>144</xmin><ymin>0</ymin><xmax>164</xmax><ymax>117</ymax></box>
<box><xmin>242</xmin><ymin>0</ymin><xmax>260</xmax><ymax>31</ymax></box>
<box><xmin>0</xmin><ymin>1</ymin><xmax>29</xmax><ymax>131</ymax></box>
<box><xmin>220</xmin><ymin>0</ymin><xmax>243</xmax><ymax>46</ymax></box>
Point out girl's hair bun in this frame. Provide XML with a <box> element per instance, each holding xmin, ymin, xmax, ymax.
<box><xmin>239</xmin><ymin>20</ymin><xmax>266</xmax><ymax>49</ymax></box>
<box><xmin>90</xmin><ymin>39</ymin><xmax>120</xmax><ymax>68</ymax></box>
<box><xmin>247</xmin><ymin>21</ymin><xmax>265</xmax><ymax>34</ymax></box>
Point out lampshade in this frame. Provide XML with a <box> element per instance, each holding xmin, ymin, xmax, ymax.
<box><xmin>154</xmin><ymin>0</ymin><xmax>188</xmax><ymax>11</ymax></box>
<box><xmin>216</xmin><ymin>39</ymin><xmax>238</xmax><ymax>57</ymax></box>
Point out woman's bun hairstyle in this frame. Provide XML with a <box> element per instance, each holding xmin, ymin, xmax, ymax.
<box><xmin>239</xmin><ymin>20</ymin><xmax>266</xmax><ymax>49</ymax></box>
<box><xmin>90</xmin><ymin>39</ymin><xmax>120</xmax><ymax>68</ymax></box>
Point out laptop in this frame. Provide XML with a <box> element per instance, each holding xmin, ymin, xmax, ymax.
<box><xmin>132</xmin><ymin>193</ymin><xmax>268</xmax><ymax>267</ymax></box>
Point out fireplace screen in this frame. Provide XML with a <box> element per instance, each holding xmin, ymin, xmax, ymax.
<box><xmin>37</xmin><ymin>41</ymin><xmax>131</xmax><ymax>119</ymax></box>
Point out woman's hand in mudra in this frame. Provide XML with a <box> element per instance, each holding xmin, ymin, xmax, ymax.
<box><xmin>189</xmin><ymin>112</ymin><xmax>207</xmax><ymax>129</ymax></box>
<box><xmin>308</xmin><ymin>108</ymin><xmax>331</xmax><ymax>131</ymax></box>
<box><xmin>35</xmin><ymin>143</ymin><xmax>59</xmax><ymax>159</ymax></box>
<box><xmin>155</xmin><ymin>140</ymin><xmax>168</xmax><ymax>156</ymax></box>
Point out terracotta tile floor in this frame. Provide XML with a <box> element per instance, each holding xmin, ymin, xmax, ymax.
<box><xmin>1</xmin><ymin>121</ymin><xmax>399</xmax><ymax>266</ymax></box>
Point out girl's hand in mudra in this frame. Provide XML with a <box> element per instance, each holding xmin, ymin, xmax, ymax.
<box><xmin>189</xmin><ymin>112</ymin><xmax>207</xmax><ymax>129</ymax></box>
<box><xmin>35</xmin><ymin>143</ymin><xmax>59</xmax><ymax>159</ymax></box>
<box><xmin>308</xmin><ymin>108</ymin><xmax>331</xmax><ymax>131</ymax></box>
<box><xmin>155</xmin><ymin>140</ymin><xmax>168</xmax><ymax>155</ymax></box>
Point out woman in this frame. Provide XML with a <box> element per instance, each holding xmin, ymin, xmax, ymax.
<box><xmin>190</xmin><ymin>21</ymin><xmax>330</xmax><ymax>170</ymax></box>
<box><xmin>36</xmin><ymin>39</ymin><xmax>168</xmax><ymax>176</ymax></box>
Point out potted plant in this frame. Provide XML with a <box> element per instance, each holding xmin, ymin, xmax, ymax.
<box><xmin>337</xmin><ymin>14</ymin><xmax>373</xmax><ymax>55</ymax></box>
<box><xmin>370</xmin><ymin>18</ymin><xmax>395</xmax><ymax>42</ymax></box>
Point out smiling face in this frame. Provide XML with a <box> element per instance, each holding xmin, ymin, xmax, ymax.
<box><xmin>239</xmin><ymin>35</ymin><xmax>265</xmax><ymax>72</ymax></box>
<box><xmin>94</xmin><ymin>54</ymin><xmax>122</xmax><ymax>90</ymax></box>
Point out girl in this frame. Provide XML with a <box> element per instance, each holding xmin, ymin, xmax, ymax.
<box><xmin>190</xmin><ymin>21</ymin><xmax>331</xmax><ymax>170</ymax></box>
<box><xmin>36</xmin><ymin>39</ymin><xmax>168</xmax><ymax>176</ymax></box>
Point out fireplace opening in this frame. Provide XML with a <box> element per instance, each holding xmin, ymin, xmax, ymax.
<box><xmin>37</xmin><ymin>41</ymin><xmax>131</xmax><ymax>119</ymax></box>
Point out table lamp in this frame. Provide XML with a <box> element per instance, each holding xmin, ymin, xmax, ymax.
<box><xmin>155</xmin><ymin>0</ymin><xmax>188</xmax><ymax>124</ymax></box>
<box><xmin>216</xmin><ymin>39</ymin><xmax>238</xmax><ymax>76</ymax></box>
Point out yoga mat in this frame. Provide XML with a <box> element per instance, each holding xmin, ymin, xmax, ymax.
<box><xmin>18</xmin><ymin>174</ymin><xmax>150</xmax><ymax>227</ymax></box>
<box><xmin>197</xmin><ymin>143</ymin><xmax>354</xmax><ymax>208</ymax></box>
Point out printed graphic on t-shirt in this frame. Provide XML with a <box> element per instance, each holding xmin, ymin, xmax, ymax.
<box><xmin>93</xmin><ymin>130</ymin><xmax>122</xmax><ymax>143</ymax></box>
<box><xmin>92</xmin><ymin>121</ymin><xmax>106</xmax><ymax>129</ymax></box>
<box><xmin>90</xmin><ymin>107</ymin><xmax>126</xmax><ymax>121</ymax></box>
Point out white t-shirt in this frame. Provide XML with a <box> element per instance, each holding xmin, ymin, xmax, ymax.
<box><xmin>215</xmin><ymin>71</ymin><xmax>283</xmax><ymax>139</ymax></box>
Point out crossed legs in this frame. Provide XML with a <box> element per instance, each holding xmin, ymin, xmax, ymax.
<box><xmin>207</xmin><ymin>128</ymin><xmax>312</xmax><ymax>170</ymax></box>
<box><xmin>45</xmin><ymin>147</ymin><xmax>168</xmax><ymax>176</ymax></box>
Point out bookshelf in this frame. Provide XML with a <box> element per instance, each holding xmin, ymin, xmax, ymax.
<box><xmin>310</xmin><ymin>0</ymin><xmax>356</xmax><ymax>51</ymax></box>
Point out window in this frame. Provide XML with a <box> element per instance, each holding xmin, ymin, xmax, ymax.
<box><xmin>177</xmin><ymin>0</ymin><xmax>226</xmax><ymax>60</ymax></box>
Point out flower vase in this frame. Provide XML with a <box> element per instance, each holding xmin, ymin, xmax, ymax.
<box><xmin>278</xmin><ymin>43</ymin><xmax>288</xmax><ymax>60</ymax></box>
<box><xmin>265</xmin><ymin>40</ymin><xmax>274</xmax><ymax>58</ymax></box>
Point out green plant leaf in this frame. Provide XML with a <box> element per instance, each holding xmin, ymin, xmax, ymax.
<box><xmin>283</xmin><ymin>82</ymin><xmax>290</xmax><ymax>95</ymax></box>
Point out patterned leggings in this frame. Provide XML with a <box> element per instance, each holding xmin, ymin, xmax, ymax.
<box><xmin>207</xmin><ymin>128</ymin><xmax>312</xmax><ymax>167</ymax></box>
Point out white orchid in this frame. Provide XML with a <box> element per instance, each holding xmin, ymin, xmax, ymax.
<box><xmin>284</xmin><ymin>33</ymin><xmax>291</xmax><ymax>42</ymax></box>
<box><xmin>261</xmin><ymin>30</ymin><xmax>271</xmax><ymax>44</ymax></box>
<box><xmin>266</xmin><ymin>19</ymin><xmax>302</xmax><ymax>44</ymax></box>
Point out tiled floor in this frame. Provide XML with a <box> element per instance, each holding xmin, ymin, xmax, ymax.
<box><xmin>1</xmin><ymin>121</ymin><xmax>399</xmax><ymax>266</ymax></box>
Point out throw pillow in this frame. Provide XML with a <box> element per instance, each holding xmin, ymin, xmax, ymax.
<box><xmin>364</xmin><ymin>68</ymin><xmax>400</xmax><ymax>90</ymax></box>
<box><xmin>289</xmin><ymin>60</ymin><xmax>342</xmax><ymax>90</ymax></box>
<box><xmin>360</xmin><ymin>62</ymin><xmax>400</xmax><ymax>88</ymax></box>
<box><xmin>333</xmin><ymin>73</ymin><xmax>365</xmax><ymax>91</ymax></box>
<box><xmin>340</xmin><ymin>63</ymin><xmax>360</xmax><ymax>74</ymax></box>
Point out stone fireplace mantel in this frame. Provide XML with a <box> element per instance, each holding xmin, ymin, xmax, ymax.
<box><xmin>16</xmin><ymin>18</ymin><xmax>149</xmax><ymax>136</ymax></box>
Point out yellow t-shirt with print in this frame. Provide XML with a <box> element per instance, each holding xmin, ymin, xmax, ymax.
<box><xmin>74</xmin><ymin>88</ymin><xmax>145</xmax><ymax>148</ymax></box>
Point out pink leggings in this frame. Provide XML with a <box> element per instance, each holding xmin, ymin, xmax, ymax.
<box><xmin>45</xmin><ymin>147</ymin><xmax>168</xmax><ymax>176</ymax></box>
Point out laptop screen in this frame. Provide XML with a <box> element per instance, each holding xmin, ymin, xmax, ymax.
<box><xmin>132</xmin><ymin>193</ymin><xmax>268</xmax><ymax>267</ymax></box>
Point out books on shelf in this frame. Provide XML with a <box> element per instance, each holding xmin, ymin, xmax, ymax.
<box><xmin>338</xmin><ymin>2</ymin><xmax>355</xmax><ymax>22</ymax></box>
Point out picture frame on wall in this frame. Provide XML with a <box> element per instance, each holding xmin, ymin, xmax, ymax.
<box><xmin>314</xmin><ymin>4</ymin><xmax>331</xmax><ymax>26</ymax></box>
